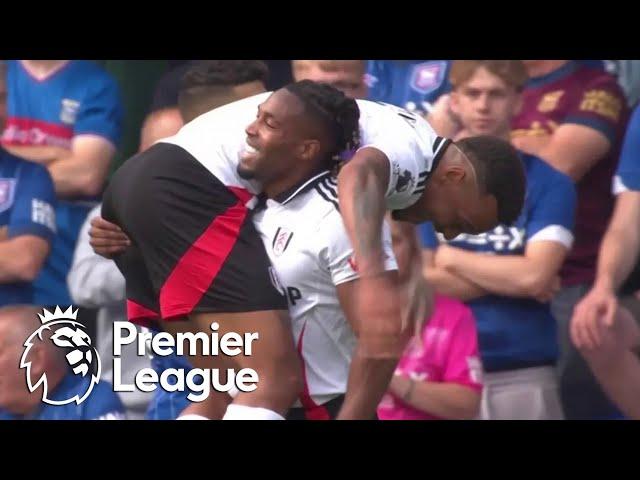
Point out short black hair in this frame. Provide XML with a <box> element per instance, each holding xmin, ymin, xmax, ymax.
<box><xmin>284</xmin><ymin>80</ymin><xmax>360</xmax><ymax>167</ymax></box>
<box><xmin>179</xmin><ymin>60</ymin><xmax>269</xmax><ymax>91</ymax></box>
<box><xmin>455</xmin><ymin>136</ymin><xmax>526</xmax><ymax>225</ymax></box>
<box><xmin>178</xmin><ymin>60</ymin><xmax>269</xmax><ymax>122</ymax></box>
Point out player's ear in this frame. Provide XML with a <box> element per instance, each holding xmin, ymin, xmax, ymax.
<box><xmin>299</xmin><ymin>139</ymin><xmax>321</xmax><ymax>162</ymax></box>
<box><xmin>444</xmin><ymin>164</ymin><xmax>466</xmax><ymax>184</ymax></box>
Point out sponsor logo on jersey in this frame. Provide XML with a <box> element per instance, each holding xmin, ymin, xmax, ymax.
<box><xmin>537</xmin><ymin>90</ymin><xmax>564</xmax><ymax>113</ymax></box>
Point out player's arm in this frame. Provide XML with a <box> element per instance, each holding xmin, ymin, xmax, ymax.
<box><xmin>47</xmin><ymin>135</ymin><xmax>116</xmax><ymax>198</ymax></box>
<box><xmin>88</xmin><ymin>216</ymin><xmax>130</xmax><ymax>258</ymax></box>
<box><xmin>337</xmin><ymin>147</ymin><xmax>405</xmax><ymax>358</ymax></box>
<box><xmin>435</xmin><ymin>241</ymin><xmax>567</xmax><ymax>301</ymax></box>
<box><xmin>337</xmin><ymin>146</ymin><xmax>389</xmax><ymax>277</ymax></box>
<box><xmin>335</xmin><ymin>274</ymin><xmax>399</xmax><ymax>420</ymax></box>
<box><xmin>68</xmin><ymin>206</ymin><xmax>127</xmax><ymax>308</ymax></box>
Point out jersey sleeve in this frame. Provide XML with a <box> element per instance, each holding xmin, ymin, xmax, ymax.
<box><xmin>74</xmin><ymin>69</ymin><xmax>123</xmax><ymax>146</ymax></box>
<box><xmin>526</xmin><ymin>166</ymin><xmax>577</xmax><ymax>250</ymax></box>
<box><xmin>7</xmin><ymin>161</ymin><xmax>57</xmax><ymax>242</ymax></box>
<box><xmin>318</xmin><ymin>210</ymin><xmax>397</xmax><ymax>286</ymax></box>
<box><xmin>357</xmin><ymin>100</ymin><xmax>448</xmax><ymax>211</ymax></box>
<box><xmin>419</xmin><ymin>222</ymin><xmax>439</xmax><ymax>249</ymax></box>
<box><xmin>613</xmin><ymin>105</ymin><xmax>640</xmax><ymax>194</ymax></box>
<box><xmin>563</xmin><ymin>73</ymin><xmax>627</xmax><ymax>145</ymax></box>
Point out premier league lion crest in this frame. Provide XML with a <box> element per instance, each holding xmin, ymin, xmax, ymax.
<box><xmin>20</xmin><ymin>306</ymin><xmax>101</xmax><ymax>406</ymax></box>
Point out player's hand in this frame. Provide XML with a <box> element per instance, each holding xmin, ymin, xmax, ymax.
<box><xmin>0</xmin><ymin>226</ymin><xmax>7</xmax><ymax>241</ymax></box>
<box><xmin>570</xmin><ymin>283</ymin><xmax>618</xmax><ymax>350</ymax></box>
<box><xmin>400</xmin><ymin>261</ymin><xmax>433</xmax><ymax>348</ymax></box>
<box><xmin>355</xmin><ymin>273</ymin><xmax>409</xmax><ymax>359</ymax></box>
<box><xmin>89</xmin><ymin>216</ymin><xmax>130</xmax><ymax>258</ymax></box>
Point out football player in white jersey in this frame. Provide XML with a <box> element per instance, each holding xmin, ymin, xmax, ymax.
<box><xmin>91</xmin><ymin>80</ymin><xmax>526</xmax><ymax>418</ymax></box>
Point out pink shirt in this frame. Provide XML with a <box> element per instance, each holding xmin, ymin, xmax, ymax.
<box><xmin>377</xmin><ymin>295</ymin><xmax>483</xmax><ymax>420</ymax></box>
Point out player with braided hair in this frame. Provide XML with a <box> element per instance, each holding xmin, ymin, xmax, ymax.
<box><xmin>92</xmin><ymin>79</ymin><xmax>525</xmax><ymax>420</ymax></box>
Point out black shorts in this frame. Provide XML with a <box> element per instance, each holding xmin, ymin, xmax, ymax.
<box><xmin>102</xmin><ymin>142</ymin><xmax>287</xmax><ymax>326</ymax></box>
<box><xmin>285</xmin><ymin>395</ymin><xmax>381</xmax><ymax>420</ymax></box>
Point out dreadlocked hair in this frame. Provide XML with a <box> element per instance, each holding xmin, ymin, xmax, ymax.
<box><xmin>284</xmin><ymin>80</ymin><xmax>360</xmax><ymax>174</ymax></box>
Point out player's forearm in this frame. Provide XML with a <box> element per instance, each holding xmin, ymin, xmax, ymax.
<box><xmin>0</xmin><ymin>240</ymin><xmax>47</xmax><ymax>282</ymax></box>
<box><xmin>424</xmin><ymin>266</ymin><xmax>487</xmax><ymax>302</ymax></box>
<box><xmin>447</xmin><ymin>250</ymin><xmax>553</xmax><ymax>299</ymax></box>
<box><xmin>48</xmin><ymin>158</ymin><xmax>110</xmax><ymax>198</ymax></box>
<box><xmin>338</xmin><ymin>158</ymin><xmax>388</xmax><ymax>276</ymax></box>
<box><xmin>336</xmin><ymin>349</ymin><xmax>398</xmax><ymax>420</ymax></box>
<box><xmin>390</xmin><ymin>375</ymin><xmax>480</xmax><ymax>420</ymax></box>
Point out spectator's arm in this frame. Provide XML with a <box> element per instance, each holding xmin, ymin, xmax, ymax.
<box><xmin>535</xmin><ymin>124</ymin><xmax>611</xmax><ymax>181</ymax></box>
<box><xmin>423</xmin><ymin>249</ymin><xmax>488</xmax><ymax>301</ymax></box>
<box><xmin>47</xmin><ymin>135</ymin><xmax>115</xmax><ymax>198</ymax></box>
<box><xmin>0</xmin><ymin>236</ymin><xmax>50</xmax><ymax>282</ymax></box>
<box><xmin>0</xmin><ymin>162</ymin><xmax>56</xmax><ymax>282</ymax></box>
<box><xmin>68</xmin><ymin>205</ymin><xmax>126</xmax><ymax>308</ymax></box>
<box><xmin>593</xmin><ymin>191</ymin><xmax>640</xmax><ymax>292</ymax></box>
<box><xmin>535</xmin><ymin>77</ymin><xmax>626</xmax><ymax>182</ymax></box>
<box><xmin>436</xmin><ymin>240</ymin><xmax>568</xmax><ymax>299</ymax></box>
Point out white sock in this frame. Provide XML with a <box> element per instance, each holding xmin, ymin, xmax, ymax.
<box><xmin>176</xmin><ymin>414</ymin><xmax>209</xmax><ymax>420</ymax></box>
<box><xmin>222</xmin><ymin>404</ymin><xmax>285</xmax><ymax>420</ymax></box>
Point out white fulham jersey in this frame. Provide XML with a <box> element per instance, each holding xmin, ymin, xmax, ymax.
<box><xmin>160</xmin><ymin>92</ymin><xmax>450</xmax><ymax>211</ymax></box>
<box><xmin>253</xmin><ymin>171</ymin><xmax>397</xmax><ymax>407</ymax></box>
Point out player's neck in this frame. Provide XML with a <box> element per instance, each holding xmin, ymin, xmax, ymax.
<box><xmin>22</xmin><ymin>60</ymin><xmax>69</xmax><ymax>78</ymax></box>
<box><xmin>264</xmin><ymin>167</ymin><xmax>325</xmax><ymax>200</ymax></box>
<box><xmin>524</xmin><ymin>60</ymin><xmax>569</xmax><ymax>79</ymax></box>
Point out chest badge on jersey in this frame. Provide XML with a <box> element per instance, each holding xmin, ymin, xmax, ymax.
<box><xmin>537</xmin><ymin>90</ymin><xmax>564</xmax><ymax>113</ymax></box>
<box><xmin>0</xmin><ymin>179</ymin><xmax>16</xmax><ymax>214</ymax></box>
<box><xmin>410</xmin><ymin>61</ymin><xmax>447</xmax><ymax>95</ymax></box>
<box><xmin>60</xmin><ymin>98</ymin><xmax>81</xmax><ymax>125</ymax></box>
<box><xmin>272</xmin><ymin>227</ymin><xmax>294</xmax><ymax>257</ymax></box>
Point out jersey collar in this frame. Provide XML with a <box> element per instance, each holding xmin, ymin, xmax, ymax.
<box><xmin>273</xmin><ymin>170</ymin><xmax>333</xmax><ymax>206</ymax></box>
<box><xmin>526</xmin><ymin>61</ymin><xmax>579</xmax><ymax>89</ymax></box>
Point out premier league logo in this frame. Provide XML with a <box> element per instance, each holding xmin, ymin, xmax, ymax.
<box><xmin>21</xmin><ymin>306</ymin><xmax>101</xmax><ymax>406</ymax></box>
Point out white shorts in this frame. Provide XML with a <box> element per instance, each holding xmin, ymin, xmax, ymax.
<box><xmin>478</xmin><ymin>366</ymin><xmax>564</xmax><ymax>420</ymax></box>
